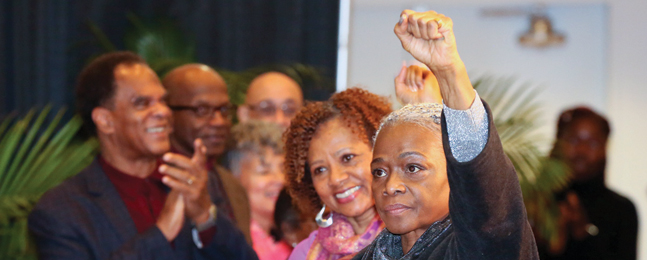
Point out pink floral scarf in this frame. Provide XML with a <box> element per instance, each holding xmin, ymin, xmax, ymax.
<box><xmin>306</xmin><ymin>213</ymin><xmax>384</xmax><ymax>260</ymax></box>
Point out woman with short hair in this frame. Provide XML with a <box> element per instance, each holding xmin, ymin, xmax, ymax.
<box><xmin>352</xmin><ymin>10</ymin><xmax>539</xmax><ymax>259</ymax></box>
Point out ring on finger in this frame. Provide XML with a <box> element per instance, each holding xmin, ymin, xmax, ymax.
<box><xmin>186</xmin><ymin>176</ymin><xmax>196</xmax><ymax>185</ymax></box>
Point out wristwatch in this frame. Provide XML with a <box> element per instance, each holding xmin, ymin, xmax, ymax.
<box><xmin>192</xmin><ymin>204</ymin><xmax>217</xmax><ymax>248</ymax></box>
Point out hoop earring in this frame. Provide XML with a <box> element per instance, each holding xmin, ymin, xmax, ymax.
<box><xmin>315</xmin><ymin>204</ymin><xmax>333</xmax><ymax>228</ymax></box>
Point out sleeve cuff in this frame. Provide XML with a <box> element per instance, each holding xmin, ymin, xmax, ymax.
<box><xmin>192</xmin><ymin>226</ymin><xmax>217</xmax><ymax>249</ymax></box>
<box><xmin>443</xmin><ymin>90</ymin><xmax>489</xmax><ymax>162</ymax></box>
<box><xmin>192</xmin><ymin>204</ymin><xmax>217</xmax><ymax>248</ymax></box>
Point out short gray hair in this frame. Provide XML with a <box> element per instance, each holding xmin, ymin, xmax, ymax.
<box><xmin>374</xmin><ymin>103</ymin><xmax>443</xmax><ymax>142</ymax></box>
<box><xmin>226</xmin><ymin>120</ymin><xmax>285</xmax><ymax>177</ymax></box>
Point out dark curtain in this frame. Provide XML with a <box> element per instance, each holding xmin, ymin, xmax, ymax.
<box><xmin>0</xmin><ymin>0</ymin><xmax>339</xmax><ymax>115</ymax></box>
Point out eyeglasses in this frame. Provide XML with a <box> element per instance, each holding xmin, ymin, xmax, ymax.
<box><xmin>169</xmin><ymin>104</ymin><xmax>235</xmax><ymax>119</ymax></box>
<box><xmin>249</xmin><ymin>101</ymin><xmax>299</xmax><ymax>118</ymax></box>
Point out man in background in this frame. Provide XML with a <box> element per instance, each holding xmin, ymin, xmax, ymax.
<box><xmin>236</xmin><ymin>72</ymin><xmax>303</xmax><ymax>130</ymax></box>
<box><xmin>29</xmin><ymin>52</ymin><xmax>256</xmax><ymax>259</ymax></box>
<box><xmin>163</xmin><ymin>63</ymin><xmax>252</xmax><ymax>244</ymax></box>
<box><xmin>540</xmin><ymin>107</ymin><xmax>638</xmax><ymax>260</ymax></box>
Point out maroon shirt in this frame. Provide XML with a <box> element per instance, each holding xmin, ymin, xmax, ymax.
<box><xmin>99</xmin><ymin>156</ymin><xmax>215</xmax><ymax>245</ymax></box>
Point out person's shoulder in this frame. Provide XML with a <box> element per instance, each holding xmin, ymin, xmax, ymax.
<box><xmin>33</xmin><ymin>163</ymin><xmax>97</xmax><ymax>213</ymax></box>
<box><xmin>213</xmin><ymin>164</ymin><xmax>232</xmax><ymax>175</ymax></box>
<box><xmin>605</xmin><ymin>188</ymin><xmax>637</xmax><ymax>213</ymax></box>
<box><xmin>28</xmin><ymin>163</ymin><xmax>100</xmax><ymax>234</ymax></box>
<box><xmin>287</xmin><ymin>229</ymin><xmax>318</xmax><ymax>260</ymax></box>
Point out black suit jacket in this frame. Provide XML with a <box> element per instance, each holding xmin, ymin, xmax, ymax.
<box><xmin>28</xmin><ymin>159</ymin><xmax>258</xmax><ymax>260</ymax></box>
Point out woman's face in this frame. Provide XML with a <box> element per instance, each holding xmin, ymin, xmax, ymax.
<box><xmin>307</xmin><ymin>117</ymin><xmax>375</xmax><ymax>218</ymax></box>
<box><xmin>239</xmin><ymin>147</ymin><xmax>286</xmax><ymax>218</ymax></box>
<box><xmin>371</xmin><ymin>122</ymin><xmax>449</xmax><ymax>236</ymax></box>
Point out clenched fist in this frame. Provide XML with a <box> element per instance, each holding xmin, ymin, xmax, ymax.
<box><xmin>394</xmin><ymin>10</ymin><xmax>461</xmax><ymax>73</ymax></box>
<box><xmin>395</xmin><ymin>10</ymin><xmax>475</xmax><ymax>110</ymax></box>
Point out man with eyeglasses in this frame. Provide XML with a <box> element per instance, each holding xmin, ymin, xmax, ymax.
<box><xmin>237</xmin><ymin>71</ymin><xmax>304</xmax><ymax>130</ymax></box>
<box><xmin>163</xmin><ymin>64</ymin><xmax>252</xmax><ymax>244</ymax></box>
<box><xmin>29</xmin><ymin>53</ymin><xmax>256</xmax><ymax>260</ymax></box>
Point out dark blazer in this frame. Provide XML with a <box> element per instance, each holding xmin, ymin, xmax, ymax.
<box><xmin>28</xmin><ymin>159</ymin><xmax>259</xmax><ymax>260</ymax></box>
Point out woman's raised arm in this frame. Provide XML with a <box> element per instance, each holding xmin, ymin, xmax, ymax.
<box><xmin>394</xmin><ymin>10</ymin><xmax>475</xmax><ymax>110</ymax></box>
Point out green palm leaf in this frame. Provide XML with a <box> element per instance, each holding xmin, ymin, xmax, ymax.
<box><xmin>87</xmin><ymin>13</ymin><xmax>196</xmax><ymax>78</ymax></box>
<box><xmin>0</xmin><ymin>108</ymin><xmax>98</xmax><ymax>260</ymax></box>
<box><xmin>123</xmin><ymin>13</ymin><xmax>195</xmax><ymax>77</ymax></box>
<box><xmin>87</xmin><ymin>13</ymin><xmax>334</xmax><ymax>105</ymax></box>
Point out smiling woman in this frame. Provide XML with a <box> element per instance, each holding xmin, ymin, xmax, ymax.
<box><xmin>284</xmin><ymin>88</ymin><xmax>391</xmax><ymax>260</ymax></box>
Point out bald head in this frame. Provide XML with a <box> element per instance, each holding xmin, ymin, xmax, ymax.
<box><xmin>163</xmin><ymin>64</ymin><xmax>231</xmax><ymax>159</ymax></box>
<box><xmin>163</xmin><ymin>64</ymin><xmax>227</xmax><ymax>104</ymax></box>
<box><xmin>238</xmin><ymin>72</ymin><xmax>304</xmax><ymax>129</ymax></box>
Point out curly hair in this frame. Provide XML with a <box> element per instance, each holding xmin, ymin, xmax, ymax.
<box><xmin>284</xmin><ymin>87</ymin><xmax>392</xmax><ymax>215</ymax></box>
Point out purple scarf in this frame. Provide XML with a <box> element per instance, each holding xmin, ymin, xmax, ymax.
<box><xmin>306</xmin><ymin>213</ymin><xmax>384</xmax><ymax>260</ymax></box>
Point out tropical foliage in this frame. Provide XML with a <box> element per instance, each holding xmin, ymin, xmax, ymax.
<box><xmin>88</xmin><ymin>13</ymin><xmax>334</xmax><ymax>105</ymax></box>
<box><xmin>88</xmin><ymin>12</ymin><xmax>196</xmax><ymax>78</ymax></box>
<box><xmin>473</xmin><ymin>76</ymin><xmax>570</xmax><ymax>243</ymax></box>
<box><xmin>0</xmin><ymin>107</ymin><xmax>98</xmax><ymax>259</ymax></box>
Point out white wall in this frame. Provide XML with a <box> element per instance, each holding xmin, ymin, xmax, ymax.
<box><xmin>344</xmin><ymin>0</ymin><xmax>647</xmax><ymax>259</ymax></box>
<box><xmin>348</xmin><ymin>4</ymin><xmax>607</xmax><ymax>141</ymax></box>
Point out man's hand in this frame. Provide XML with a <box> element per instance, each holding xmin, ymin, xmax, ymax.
<box><xmin>395</xmin><ymin>62</ymin><xmax>442</xmax><ymax>105</ymax></box>
<box><xmin>562</xmin><ymin>192</ymin><xmax>591</xmax><ymax>240</ymax></box>
<box><xmin>159</xmin><ymin>139</ymin><xmax>213</xmax><ymax>225</ymax></box>
<box><xmin>550</xmin><ymin>191</ymin><xmax>592</xmax><ymax>255</ymax></box>
<box><xmin>156</xmin><ymin>190</ymin><xmax>185</xmax><ymax>241</ymax></box>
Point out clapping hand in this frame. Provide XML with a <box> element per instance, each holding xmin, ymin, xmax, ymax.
<box><xmin>156</xmin><ymin>189</ymin><xmax>185</xmax><ymax>241</ymax></box>
<box><xmin>158</xmin><ymin>139</ymin><xmax>213</xmax><ymax>239</ymax></box>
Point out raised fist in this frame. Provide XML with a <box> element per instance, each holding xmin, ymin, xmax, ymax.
<box><xmin>394</xmin><ymin>10</ymin><xmax>461</xmax><ymax>73</ymax></box>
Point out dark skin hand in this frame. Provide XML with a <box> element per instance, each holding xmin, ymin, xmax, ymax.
<box><xmin>157</xmin><ymin>139</ymin><xmax>213</xmax><ymax>241</ymax></box>
<box><xmin>394</xmin><ymin>9</ymin><xmax>475</xmax><ymax>109</ymax></box>
<box><xmin>549</xmin><ymin>191</ymin><xmax>592</xmax><ymax>255</ymax></box>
